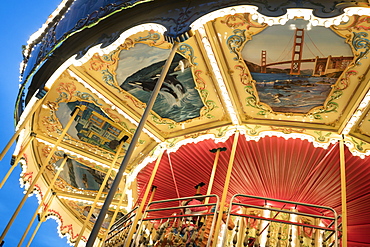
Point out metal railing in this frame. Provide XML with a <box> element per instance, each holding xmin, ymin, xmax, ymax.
<box><xmin>104</xmin><ymin>206</ymin><xmax>138</xmax><ymax>247</ymax></box>
<box><xmin>104</xmin><ymin>194</ymin><xmax>340</xmax><ymax>247</ymax></box>
<box><xmin>222</xmin><ymin>194</ymin><xmax>339</xmax><ymax>247</ymax></box>
<box><xmin>104</xmin><ymin>195</ymin><xmax>219</xmax><ymax>247</ymax></box>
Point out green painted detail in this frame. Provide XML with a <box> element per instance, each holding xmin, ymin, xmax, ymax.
<box><xmin>199</xmin><ymin>89</ymin><xmax>218</xmax><ymax>119</ymax></box>
<box><xmin>270</xmin><ymin>213</ymin><xmax>290</xmax><ymax>241</ymax></box>
<box><xmin>55</xmin><ymin>92</ymin><xmax>70</xmax><ymax>103</ymax></box>
<box><xmin>351</xmin><ymin>137</ymin><xmax>366</xmax><ymax>151</ymax></box>
<box><xmin>245</xmin><ymin>125</ymin><xmax>261</xmax><ymax>136</ymax></box>
<box><xmin>118</xmin><ymin>121</ymin><xmax>135</xmax><ymax>135</ymax></box>
<box><xmin>245</xmin><ymin>85</ymin><xmax>271</xmax><ymax>115</ymax></box>
<box><xmin>56</xmin><ymin>89</ymin><xmax>102</xmax><ymax>107</ymax></box>
<box><xmin>309</xmin><ymin>89</ymin><xmax>341</xmax><ymax>120</ymax></box>
<box><xmin>166</xmin><ymin>138</ymin><xmax>179</xmax><ymax>148</ymax></box>
<box><xmin>102</xmin><ymin>49</ymin><xmax>118</xmax><ymax>62</ymax></box>
<box><xmin>215</xmin><ymin>126</ymin><xmax>230</xmax><ymax>138</ymax></box>
<box><xmin>75</xmin><ymin>91</ymin><xmax>102</xmax><ymax>106</ymax></box>
<box><xmin>177</xmin><ymin>44</ymin><xmax>197</xmax><ymax>65</ymax></box>
<box><xmin>226</xmin><ymin>29</ymin><xmax>246</xmax><ymax>61</ymax></box>
<box><xmin>102</xmin><ymin>69</ymin><xmax>122</xmax><ymax>92</ymax></box>
<box><xmin>353</xmin><ymin>32</ymin><xmax>370</xmax><ymax>65</ymax></box>
<box><xmin>151</xmin><ymin>114</ymin><xmax>176</xmax><ymax>129</ymax></box>
<box><xmin>314</xmin><ymin>131</ymin><xmax>332</xmax><ymax>142</ymax></box>
<box><xmin>306</xmin><ymin>32</ymin><xmax>370</xmax><ymax>121</ymax></box>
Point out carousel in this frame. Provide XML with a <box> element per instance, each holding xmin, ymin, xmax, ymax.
<box><xmin>0</xmin><ymin>0</ymin><xmax>370</xmax><ymax>246</ymax></box>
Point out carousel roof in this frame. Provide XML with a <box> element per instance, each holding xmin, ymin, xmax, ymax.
<box><xmin>12</xmin><ymin>0</ymin><xmax>370</xmax><ymax>246</ymax></box>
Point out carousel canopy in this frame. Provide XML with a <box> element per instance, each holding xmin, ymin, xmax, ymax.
<box><xmin>6</xmin><ymin>0</ymin><xmax>370</xmax><ymax>246</ymax></box>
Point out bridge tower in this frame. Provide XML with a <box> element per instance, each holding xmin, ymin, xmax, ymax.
<box><xmin>290</xmin><ymin>28</ymin><xmax>304</xmax><ymax>75</ymax></box>
<box><xmin>261</xmin><ymin>50</ymin><xmax>267</xmax><ymax>73</ymax></box>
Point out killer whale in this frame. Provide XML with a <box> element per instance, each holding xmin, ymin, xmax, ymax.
<box><xmin>128</xmin><ymin>74</ymin><xmax>186</xmax><ymax>100</ymax></box>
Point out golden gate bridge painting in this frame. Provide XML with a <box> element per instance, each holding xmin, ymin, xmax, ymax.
<box><xmin>242</xmin><ymin>19</ymin><xmax>353</xmax><ymax>114</ymax></box>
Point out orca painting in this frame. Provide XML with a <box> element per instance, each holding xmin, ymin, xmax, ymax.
<box><xmin>117</xmin><ymin>43</ymin><xmax>204</xmax><ymax>123</ymax></box>
<box><xmin>128</xmin><ymin>74</ymin><xmax>186</xmax><ymax>100</ymax></box>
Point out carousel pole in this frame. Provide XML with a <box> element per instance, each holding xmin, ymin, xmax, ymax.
<box><xmin>0</xmin><ymin>105</ymin><xmax>85</xmax><ymax>243</ymax></box>
<box><xmin>99</xmin><ymin>184</ymin><xmax>130</xmax><ymax>247</ymax></box>
<box><xmin>204</xmin><ymin>147</ymin><xmax>226</xmax><ymax>204</ymax></box>
<box><xmin>130</xmin><ymin>185</ymin><xmax>158</xmax><ymax>245</ymax></box>
<box><xmin>24</xmin><ymin>192</ymin><xmax>57</xmax><ymax>247</ymax></box>
<box><xmin>0</xmin><ymin>132</ymin><xmax>37</xmax><ymax>188</ymax></box>
<box><xmin>0</xmin><ymin>95</ymin><xmax>44</xmax><ymax>161</ymax></box>
<box><xmin>339</xmin><ymin>136</ymin><xmax>347</xmax><ymax>247</ymax></box>
<box><xmin>213</xmin><ymin>131</ymin><xmax>240</xmax><ymax>247</ymax></box>
<box><xmin>18</xmin><ymin>155</ymin><xmax>69</xmax><ymax>247</ymax></box>
<box><xmin>147</xmin><ymin>185</ymin><xmax>157</xmax><ymax>206</ymax></box>
<box><xmin>74</xmin><ymin>137</ymin><xmax>128</xmax><ymax>247</ymax></box>
<box><xmin>125</xmin><ymin>151</ymin><xmax>164</xmax><ymax>246</ymax></box>
<box><xmin>85</xmin><ymin>41</ymin><xmax>179</xmax><ymax>247</ymax></box>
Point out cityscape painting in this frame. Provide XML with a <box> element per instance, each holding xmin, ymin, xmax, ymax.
<box><xmin>56</xmin><ymin>101</ymin><xmax>128</xmax><ymax>152</ymax></box>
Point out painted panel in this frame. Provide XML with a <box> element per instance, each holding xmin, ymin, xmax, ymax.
<box><xmin>55</xmin><ymin>157</ymin><xmax>113</xmax><ymax>191</ymax></box>
<box><xmin>117</xmin><ymin>43</ymin><xmax>205</xmax><ymax>122</ymax></box>
<box><xmin>66</xmin><ymin>200</ymin><xmax>124</xmax><ymax>229</ymax></box>
<box><xmin>242</xmin><ymin>19</ymin><xmax>353</xmax><ymax>113</ymax></box>
<box><xmin>56</xmin><ymin>101</ymin><xmax>129</xmax><ymax>152</ymax></box>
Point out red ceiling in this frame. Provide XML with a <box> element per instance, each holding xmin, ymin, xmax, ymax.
<box><xmin>136</xmin><ymin>135</ymin><xmax>370</xmax><ymax>246</ymax></box>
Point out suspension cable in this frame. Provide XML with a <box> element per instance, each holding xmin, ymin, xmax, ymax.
<box><xmin>276</xmin><ymin>34</ymin><xmax>294</xmax><ymax>62</ymax></box>
<box><xmin>306</xmin><ymin>31</ymin><xmax>325</xmax><ymax>57</ymax></box>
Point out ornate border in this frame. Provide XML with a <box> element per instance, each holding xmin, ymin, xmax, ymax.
<box><xmin>222</xmin><ymin>13</ymin><xmax>365</xmax><ymax>126</ymax></box>
<box><xmin>97</xmin><ymin>30</ymin><xmax>218</xmax><ymax>128</ymax></box>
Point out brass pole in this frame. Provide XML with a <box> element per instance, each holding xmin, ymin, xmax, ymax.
<box><xmin>0</xmin><ymin>97</ymin><xmax>44</xmax><ymax>161</ymax></box>
<box><xmin>24</xmin><ymin>192</ymin><xmax>57</xmax><ymax>247</ymax></box>
<box><xmin>147</xmin><ymin>185</ymin><xmax>157</xmax><ymax>206</ymax></box>
<box><xmin>124</xmin><ymin>150</ymin><xmax>165</xmax><ymax>246</ymax></box>
<box><xmin>339</xmin><ymin>136</ymin><xmax>347</xmax><ymax>247</ymax></box>
<box><xmin>19</xmin><ymin>155</ymin><xmax>69</xmax><ymax>247</ymax></box>
<box><xmin>131</xmin><ymin>185</ymin><xmax>158</xmax><ymax>245</ymax></box>
<box><xmin>0</xmin><ymin>105</ymin><xmax>85</xmax><ymax>243</ymax></box>
<box><xmin>212</xmin><ymin>131</ymin><xmax>240</xmax><ymax>247</ymax></box>
<box><xmin>204</xmin><ymin>148</ymin><xmax>225</xmax><ymax>204</ymax></box>
<box><xmin>100</xmin><ymin>185</ymin><xmax>157</xmax><ymax>247</ymax></box>
<box><xmin>0</xmin><ymin>133</ymin><xmax>37</xmax><ymax>188</ymax></box>
<box><xmin>74</xmin><ymin>139</ymin><xmax>127</xmax><ymax>246</ymax></box>
<box><xmin>238</xmin><ymin>207</ymin><xmax>247</xmax><ymax>247</ymax></box>
<box><xmin>100</xmin><ymin>186</ymin><xmax>129</xmax><ymax>247</ymax></box>
<box><xmin>86</xmin><ymin>41</ymin><xmax>179</xmax><ymax>247</ymax></box>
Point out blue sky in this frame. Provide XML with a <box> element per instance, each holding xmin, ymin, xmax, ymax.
<box><xmin>0</xmin><ymin>1</ymin><xmax>71</xmax><ymax>246</ymax></box>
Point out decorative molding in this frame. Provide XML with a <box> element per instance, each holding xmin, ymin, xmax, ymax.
<box><xmin>195</xmin><ymin>70</ymin><xmax>218</xmax><ymax>119</ymax></box>
<box><xmin>353</xmin><ymin>32</ymin><xmax>370</xmax><ymax>65</ymax></box>
<box><xmin>227</xmin><ymin>29</ymin><xmax>246</xmax><ymax>61</ymax></box>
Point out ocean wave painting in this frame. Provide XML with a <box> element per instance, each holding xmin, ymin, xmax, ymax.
<box><xmin>252</xmin><ymin>73</ymin><xmax>336</xmax><ymax>113</ymax></box>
